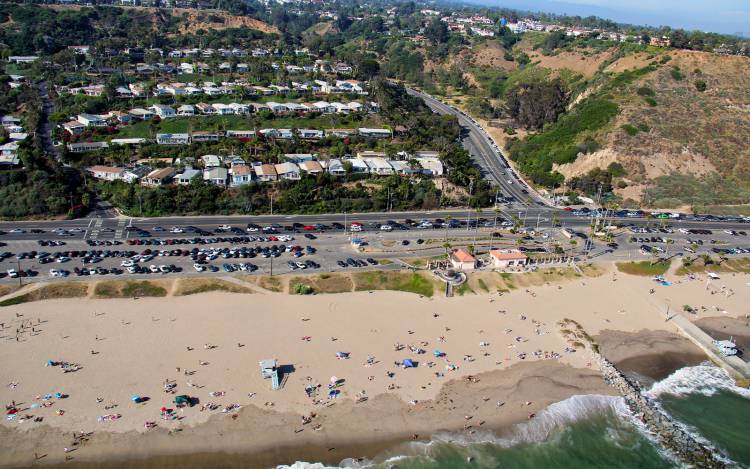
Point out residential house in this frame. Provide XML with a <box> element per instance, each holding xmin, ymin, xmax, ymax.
<box><xmin>0</xmin><ymin>142</ymin><xmax>20</xmax><ymax>166</ymax></box>
<box><xmin>254</xmin><ymin>163</ymin><xmax>278</xmax><ymax>182</ymax></box>
<box><xmin>324</xmin><ymin>158</ymin><xmax>346</xmax><ymax>176</ymax></box>
<box><xmin>229</xmin><ymin>103</ymin><xmax>250</xmax><ymax>115</ymax></box>
<box><xmin>156</xmin><ymin>133</ymin><xmax>190</xmax><ymax>145</ymax></box>
<box><xmin>141</xmin><ymin>167</ymin><xmax>176</xmax><ymax>187</ymax></box>
<box><xmin>212</xmin><ymin>103</ymin><xmax>235</xmax><ymax>115</ymax></box>
<box><xmin>179</xmin><ymin>63</ymin><xmax>195</xmax><ymax>74</ymax></box>
<box><xmin>87</xmin><ymin>165</ymin><xmax>125</xmax><ymax>181</ymax></box>
<box><xmin>266</xmin><ymin>102</ymin><xmax>290</xmax><ymax>114</ymax></box>
<box><xmin>191</xmin><ymin>131</ymin><xmax>220</xmax><ymax>142</ymax></box>
<box><xmin>122</xmin><ymin>166</ymin><xmax>150</xmax><ymax>183</ymax></box>
<box><xmin>67</xmin><ymin>141</ymin><xmax>109</xmax><ymax>153</ymax></box>
<box><xmin>489</xmin><ymin>249</ymin><xmax>528</xmax><ymax>268</ymax></box>
<box><xmin>195</xmin><ymin>103</ymin><xmax>217</xmax><ymax>115</ymax></box>
<box><xmin>111</xmin><ymin>138</ymin><xmax>145</xmax><ymax>146</ymax></box>
<box><xmin>203</xmin><ymin>167</ymin><xmax>228</xmax><ymax>186</ymax></box>
<box><xmin>201</xmin><ymin>154</ymin><xmax>222</xmax><ymax>168</ymax></box>
<box><xmin>102</xmin><ymin>111</ymin><xmax>130</xmax><ymax>125</ymax></box>
<box><xmin>415</xmin><ymin>157</ymin><xmax>444</xmax><ymax>176</ymax></box>
<box><xmin>259</xmin><ymin>128</ymin><xmax>293</xmax><ymax>139</ymax></box>
<box><xmin>298</xmin><ymin>129</ymin><xmax>324</xmax><ymax>140</ymax></box>
<box><xmin>336</xmin><ymin>80</ymin><xmax>365</xmax><ymax>94</ymax></box>
<box><xmin>225</xmin><ymin>130</ymin><xmax>256</xmax><ymax>140</ymax></box>
<box><xmin>129</xmin><ymin>108</ymin><xmax>154</xmax><ymax>121</ymax></box>
<box><xmin>361</xmin><ymin>157</ymin><xmax>393</xmax><ymax>176</ymax></box>
<box><xmin>174</xmin><ymin>168</ymin><xmax>198</xmax><ymax>184</ymax></box>
<box><xmin>449</xmin><ymin>248</ymin><xmax>476</xmax><ymax>271</ymax></box>
<box><xmin>177</xmin><ymin>104</ymin><xmax>195</xmax><ymax>116</ymax></box>
<box><xmin>299</xmin><ymin>160</ymin><xmax>324</xmax><ymax>175</ymax></box>
<box><xmin>388</xmin><ymin>160</ymin><xmax>419</xmax><ymax>176</ymax></box>
<box><xmin>327</xmin><ymin>128</ymin><xmax>356</xmax><ymax>138</ymax></box>
<box><xmin>346</xmin><ymin>158</ymin><xmax>369</xmax><ymax>173</ymax></box>
<box><xmin>275</xmin><ymin>162</ymin><xmax>301</xmax><ymax>180</ymax></box>
<box><xmin>358</xmin><ymin>128</ymin><xmax>392</xmax><ymax>138</ymax></box>
<box><xmin>283</xmin><ymin>153</ymin><xmax>316</xmax><ymax>163</ymax></box>
<box><xmin>230</xmin><ymin>164</ymin><xmax>253</xmax><ymax>187</ymax></box>
<box><xmin>151</xmin><ymin>104</ymin><xmax>176</xmax><ymax>119</ymax></box>
<box><xmin>311</xmin><ymin>101</ymin><xmax>335</xmax><ymax>114</ymax></box>
<box><xmin>62</xmin><ymin>120</ymin><xmax>85</xmax><ymax>135</ymax></box>
<box><xmin>77</xmin><ymin>114</ymin><xmax>107</xmax><ymax>127</ymax></box>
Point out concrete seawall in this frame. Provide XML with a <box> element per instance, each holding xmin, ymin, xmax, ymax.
<box><xmin>670</xmin><ymin>313</ymin><xmax>750</xmax><ymax>379</ymax></box>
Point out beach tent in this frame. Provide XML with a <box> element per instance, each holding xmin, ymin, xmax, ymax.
<box><xmin>174</xmin><ymin>395</ymin><xmax>193</xmax><ymax>406</ymax></box>
<box><xmin>402</xmin><ymin>359</ymin><xmax>415</xmax><ymax>368</ymax></box>
<box><xmin>433</xmin><ymin>350</ymin><xmax>445</xmax><ymax>357</ymax></box>
<box><xmin>336</xmin><ymin>352</ymin><xmax>350</xmax><ymax>359</ymax></box>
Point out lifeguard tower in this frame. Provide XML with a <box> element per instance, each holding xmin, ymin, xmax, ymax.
<box><xmin>259</xmin><ymin>359</ymin><xmax>281</xmax><ymax>390</ymax></box>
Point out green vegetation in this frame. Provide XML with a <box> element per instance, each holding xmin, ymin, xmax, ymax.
<box><xmin>352</xmin><ymin>271</ymin><xmax>434</xmax><ymax>297</ymax></box>
<box><xmin>615</xmin><ymin>260</ymin><xmax>671</xmax><ymax>276</ymax></box>
<box><xmin>174</xmin><ymin>278</ymin><xmax>253</xmax><ymax>296</ymax></box>
<box><xmin>670</xmin><ymin>67</ymin><xmax>684</xmax><ymax>81</ymax></box>
<box><xmin>289</xmin><ymin>273</ymin><xmax>353</xmax><ymax>293</ymax></box>
<box><xmin>621</xmin><ymin>124</ymin><xmax>639</xmax><ymax>136</ymax></box>
<box><xmin>645</xmin><ymin>174</ymin><xmax>750</xmax><ymax>208</ymax></box>
<box><xmin>94</xmin><ymin>280</ymin><xmax>167</xmax><ymax>298</ymax></box>
<box><xmin>506</xmin><ymin>97</ymin><xmax>618</xmax><ymax>186</ymax></box>
<box><xmin>695</xmin><ymin>80</ymin><xmax>707</xmax><ymax>92</ymax></box>
<box><xmin>0</xmin><ymin>283</ymin><xmax>88</xmax><ymax>307</ymax></box>
<box><xmin>505</xmin><ymin>78</ymin><xmax>568</xmax><ymax>130</ymax></box>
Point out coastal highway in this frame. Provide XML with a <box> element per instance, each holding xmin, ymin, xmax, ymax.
<box><xmin>406</xmin><ymin>88</ymin><xmax>546</xmax><ymax>207</ymax></box>
<box><xmin>0</xmin><ymin>208</ymin><xmax>747</xmax><ymax>242</ymax></box>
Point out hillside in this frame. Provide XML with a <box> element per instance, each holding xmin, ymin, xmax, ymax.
<box><xmin>455</xmin><ymin>40</ymin><xmax>750</xmax><ymax>210</ymax></box>
<box><xmin>43</xmin><ymin>4</ymin><xmax>278</xmax><ymax>34</ymax></box>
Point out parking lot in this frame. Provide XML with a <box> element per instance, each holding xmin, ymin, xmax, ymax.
<box><xmin>1</xmin><ymin>218</ymin><xmax>750</xmax><ymax>283</ymax></box>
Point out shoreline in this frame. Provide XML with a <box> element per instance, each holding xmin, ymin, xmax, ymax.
<box><xmin>2</xmin><ymin>361</ymin><xmax>613</xmax><ymax>468</ymax></box>
<box><xmin>2</xmin><ymin>266</ymin><xmax>749</xmax><ymax>467</ymax></box>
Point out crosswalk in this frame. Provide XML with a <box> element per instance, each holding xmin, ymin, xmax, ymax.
<box><xmin>85</xmin><ymin>218</ymin><xmax>104</xmax><ymax>240</ymax></box>
<box><xmin>114</xmin><ymin>219</ymin><xmax>128</xmax><ymax>239</ymax></box>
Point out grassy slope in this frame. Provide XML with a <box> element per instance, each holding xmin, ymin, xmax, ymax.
<box><xmin>463</xmin><ymin>35</ymin><xmax>750</xmax><ymax>208</ymax></box>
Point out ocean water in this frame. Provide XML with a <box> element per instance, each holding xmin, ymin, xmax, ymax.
<box><xmin>280</xmin><ymin>364</ymin><xmax>750</xmax><ymax>469</ymax></box>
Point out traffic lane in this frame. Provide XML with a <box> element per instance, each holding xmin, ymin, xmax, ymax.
<box><xmin>1</xmin><ymin>211</ymin><xmax>749</xmax><ymax>238</ymax></box>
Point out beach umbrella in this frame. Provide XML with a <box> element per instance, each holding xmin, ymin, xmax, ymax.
<box><xmin>330</xmin><ymin>376</ymin><xmax>338</xmax><ymax>384</ymax></box>
<box><xmin>403</xmin><ymin>359</ymin><xmax>415</xmax><ymax>368</ymax></box>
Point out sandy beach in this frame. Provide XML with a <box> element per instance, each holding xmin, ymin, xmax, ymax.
<box><xmin>1</xmin><ymin>264</ymin><xmax>749</xmax><ymax>467</ymax></box>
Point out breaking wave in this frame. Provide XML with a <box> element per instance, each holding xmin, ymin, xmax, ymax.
<box><xmin>646</xmin><ymin>364</ymin><xmax>750</xmax><ymax>399</ymax></box>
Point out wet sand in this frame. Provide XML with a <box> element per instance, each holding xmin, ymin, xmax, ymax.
<box><xmin>595</xmin><ymin>329</ymin><xmax>707</xmax><ymax>381</ymax></box>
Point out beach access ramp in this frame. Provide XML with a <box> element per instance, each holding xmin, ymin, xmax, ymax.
<box><xmin>670</xmin><ymin>313</ymin><xmax>750</xmax><ymax>379</ymax></box>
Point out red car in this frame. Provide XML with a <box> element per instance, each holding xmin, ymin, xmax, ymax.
<box><xmin>303</xmin><ymin>225</ymin><xmax>315</xmax><ymax>231</ymax></box>
<box><xmin>562</xmin><ymin>207</ymin><xmax>573</xmax><ymax>212</ymax></box>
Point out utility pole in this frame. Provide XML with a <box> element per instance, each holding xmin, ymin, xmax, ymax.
<box><xmin>270</xmin><ymin>254</ymin><xmax>273</xmax><ymax>277</ymax></box>
<box><xmin>16</xmin><ymin>259</ymin><xmax>21</xmax><ymax>287</ymax></box>
<box><xmin>270</xmin><ymin>195</ymin><xmax>273</xmax><ymax>215</ymax></box>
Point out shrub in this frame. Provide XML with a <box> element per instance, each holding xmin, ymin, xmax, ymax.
<box><xmin>644</xmin><ymin>97</ymin><xmax>658</xmax><ymax>106</ymax></box>
<box><xmin>670</xmin><ymin>67</ymin><xmax>683</xmax><ymax>81</ymax></box>
<box><xmin>695</xmin><ymin>80</ymin><xmax>707</xmax><ymax>92</ymax></box>
<box><xmin>621</xmin><ymin>124</ymin><xmax>639</xmax><ymax>136</ymax></box>
<box><xmin>607</xmin><ymin>162</ymin><xmax>626</xmax><ymax>177</ymax></box>
<box><xmin>636</xmin><ymin>86</ymin><xmax>655</xmax><ymax>97</ymax></box>
<box><xmin>637</xmin><ymin>123</ymin><xmax>651</xmax><ymax>132</ymax></box>
<box><xmin>293</xmin><ymin>283</ymin><xmax>314</xmax><ymax>295</ymax></box>
<box><xmin>659</xmin><ymin>55</ymin><xmax>672</xmax><ymax>64</ymax></box>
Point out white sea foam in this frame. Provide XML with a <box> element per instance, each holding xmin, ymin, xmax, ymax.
<box><xmin>646</xmin><ymin>364</ymin><xmax>750</xmax><ymax>399</ymax></box>
<box><xmin>276</xmin><ymin>462</ymin><xmax>340</xmax><ymax>469</ymax></box>
<box><xmin>411</xmin><ymin>394</ymin><xmax>629</xmax><ymax>450</ymax></box>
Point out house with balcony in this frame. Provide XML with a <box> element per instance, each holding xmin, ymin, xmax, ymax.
<box><xmin>275</xmin><ymin>162</ymin><xmax>301</xmax><ymax>181</ymax></box>
<box><xmin>141</xmin><ymin>167</ymin><xmax>176</xmax><ymax>186</ymax></box>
